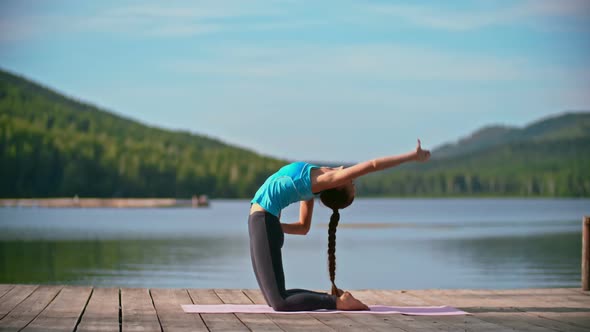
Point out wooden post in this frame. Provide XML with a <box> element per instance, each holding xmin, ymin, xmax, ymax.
<box><xmin>583</xmin><ymin>216</ymin><xmax>590</xmax><ymax>291</ymax></box>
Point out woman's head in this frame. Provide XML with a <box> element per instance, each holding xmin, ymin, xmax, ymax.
<box><xmin>320</xmin><ymin>182</ymin><xmax>355</xmax><ymax>296</ymax></box>
<box><xmin>319</xmin><ymin>181</ymin><xmax>355</xmax><ymax>210</ymax></box>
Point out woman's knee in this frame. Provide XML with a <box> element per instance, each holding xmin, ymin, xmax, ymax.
<box><xmin>268</xmin><ymin>298</ymin><xmax>290</xmax><ymax>312</ymax></box>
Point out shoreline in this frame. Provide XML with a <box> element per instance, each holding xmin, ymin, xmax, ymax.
<box><xmin>1</xmin><ymin>196</ymin><xmax>588</xmax><ymax>209</ymax></box>
<box><xmin>0</xmin><ymin>197</ymin><xmax>209</xmax><ymax>208</ymax></box>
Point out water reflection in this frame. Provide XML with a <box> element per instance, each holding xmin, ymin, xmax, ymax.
<box><xmin>426</xmin><ymin>232</ymin><xmax>581</xmax><ymax>288</ymax></box>
<box><xmin>282</xmin><ymin>228</ymin><xmax>581</xmax><ymax>290</ymax></box>
<box><xmin>0</xmin><ymin>236</ymin><xmax>251</xmax><ymax>288</ymax></box>
<box><xmin>0</xmin><ymin>230</ymin><xmax>581</xmax><ymax>289</ymax></box>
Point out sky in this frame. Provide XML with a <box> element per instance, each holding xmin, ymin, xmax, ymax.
<box><xmin>1</xmin><ymin>0</ymin><xmax>589</xmax><ymax>163</ymax></box>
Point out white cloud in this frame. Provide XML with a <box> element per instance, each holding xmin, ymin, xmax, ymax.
<box><xmin>106</xmin><ymin>1</ymin><xmax>283</xmax><ymax>20</ymax></box>
<box><xmin>147</xmin><ymin>23</ymin><xmax>223</xmax><ymax>37</ymax></box>
<box><xmin>367</xmin><ymin>4</ymin><xmax>504</xmax><ymax>31</ymax></box>
<box><xmin>0</xmin><ymin>15</ymin><xmax>71</xmax><ymax>41</ymax></box>
<box><xmin>0</xmin><ymin>17</ymin><xmax>35</xmax><ymax>41</ymax></box>
<box><xmin>77</xmin><ymin>2</ymin><xmax>263</xmax><ymax>38</ymax></box>
<box><xmin>524</xmin><ymin>0</ymin><xmax>590</xmax><ymax>17</ymax></box>
<box><xmin>0</xmin><ymin>0</ymin><xmax>287</xmax><ymax>40</ymax></box>
<box><xmin>3</xmin><ymin>0</ymin><xmax>588</xmax><ymax>41</ymax></box>
<box><xmin>164</xmin><ymin>44</ymin><xmax>549</xmax><ymax>82</ymax></box>
<box><xmin>367</xmin><ymin>0</ymin><xmax>590</xmax><ymax>31</ymax></box>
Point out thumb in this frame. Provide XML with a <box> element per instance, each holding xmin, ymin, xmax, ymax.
<box><xmin>417</xmin><ymin>138</ymin><xmax>421</xmax><ymax>149</ymax></box>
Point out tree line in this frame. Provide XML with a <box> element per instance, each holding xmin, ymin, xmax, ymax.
<box><xmin>1</xmin><ymin>69</ymin><xmax>588</xmax><ymax>198</ymax></box>
<box><xmin>355</xmin><ymin>137</ymin><xmax>590</xmax><ymax>197</ymax></box>
<box><xmin>0</xmin><ymin>70</ymin><xmax>284</xmax><ymax>198</ymax></box>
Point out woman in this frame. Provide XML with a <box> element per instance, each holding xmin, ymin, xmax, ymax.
<box><xmin>249</xmin><ymin>140</ymin><xmax>431</xmax><ymax>311</ymax></box>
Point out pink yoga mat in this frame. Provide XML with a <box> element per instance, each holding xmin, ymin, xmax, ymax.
<box><xmin>182</xmin><ymin>304</ymin><xmax>469</xmax><ymax>316</ymax></box>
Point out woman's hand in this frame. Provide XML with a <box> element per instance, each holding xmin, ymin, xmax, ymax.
<box><xmin>414</xmin><ymin>139</ymin><xmax>431</xmax><ymax>162</ymax></box>
<box><xmin>312</xmin><ymin>139</ymin><xmax>431</xmax><ymax>192</ymax></box>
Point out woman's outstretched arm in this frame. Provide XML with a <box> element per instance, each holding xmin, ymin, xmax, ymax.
<box><xmin>312</xmin><ymin>139</ymin><xmax>430</xmax><ymax>192</ymax></box>
<box><xmin>281</xmin><ymin>199</ymin><xmax>314</xmax><ymax>235</ymax></box>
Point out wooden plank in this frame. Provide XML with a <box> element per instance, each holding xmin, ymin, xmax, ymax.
<box><xmin>358</xmin><ymin>290</ymin><xmax>443</xmax><ymax>331</ymax></box>
<box><xmin>0</xmin><ymin>285</ymin><xmax>38</xmax><ymax>319</ymax></box>
<box><xmin>309</xmin><ymin>310</ymin><xmax>382</xmax><ymax>332</ymax></box>
<box><xmin>415</xmin><ymin>288</ymin><xmax>590</xmax><ymax>331</ymax></box>
<box><xmin>188</xmin><ymin>289</ymin><xmax>248</xmax><ymax>332</ymax></box>
<box><xmin>365</xmin><ymin>290</ymin><xmax>469</xmax><ymax>332</ymax></box>
<box><xmin>489</xmin><ymin>289</ymin><xmax>590</xmax><ymax>331</ymax></box>
<box><xmin>413</xmin><ymin>289</ymin><xmax>559</xmax><ymax>332</ymax></box>
<box><xmin>121</xmin><ymin>288</ymin><xmax>161</xmax><ymax>332</ymax></box>
<box><xmin>450</xmin><ymin>288</ymin><xmax>589</xmax><ymax>304</ymax></box>
<box><xmin>514</xmin><ymin>288</ymin><xmax>590</xmax><ymax>307</ymax></box>
<box><xmin>22</xmin><ymin>286</ymin><xmax>92</xmax><ymax>332</ymax></box>
<box><xmin>337</xmin><ymin>290</ymin><xmax>413</xmax><ymax>332</ymax></box>
<box><xmin>241</xmin><ymin>289</ymin><xmax>266</xmax><ymax>305</ymax></box>
<box><xmin>242</xmin><ymin>289</ymin><xmax>333</xmax><ymax>332</ymax></box>
<box><xmin>445</xmin><ymin>289</ymin><xmax>590</xmax><ymax>332</ymax></box>
<box><xmin>331</xmin><ymin>313</ymin><xmax>408</xmax><ymax>332</ymax></box>
<box><xmin>315</xmin><ymin>289</ymin><xmax>412</xmax><ymax>332</ymax></box>
<box><xmin>76</xmin><ymin>287</ymin><xmax>120</xmax><ymax>332</ymax></box>
<box><xmin>564</xmin><ymin>288</ymin><xmax>590</xmax><ymax>296</ymax></box>
<box><xmin>0</xmin><ymin>285</ymin><xmax>14</xmax><ymax>300</ymax></box>
<box><xmin>0</xmin><ymin>285</ymin><xmax>62</xmax><ymax>332</ymax></box>
<box><xmin>484</xmin><ymin>288</ymin><xmax>588</xmax><ymax>303</ymax></box>
<box><xmin>214</xmin><ymin>289</ymin><xmax>253</xmax><ymax>305</ymax></box>
<box><xmin>150</xmin><ymin>288</ymin><xmax>208</xmax><ymax>332</ymax></box>
<box><xmin>303</xmin><ymin>290</ymin><xmax>394</xmax><ymax>332</ymax></box>
<box><xmin>504</xmin><ymin>288</ymin><xmax>590</xmax><ymax>332</ymax></box>
<box><xmin>214</xmin><ymin>289</ymin><xmax>283</xmax><ymax>332</ymax></box>
<box><xmin>428</xmin><ymin>290</ymin><xmax>554</xmax><ymax>332</ymax></box>
<box><xmin>382</xmin><ymin>289</ymin><xmax>528</xmax><ymax>331</ymax></box>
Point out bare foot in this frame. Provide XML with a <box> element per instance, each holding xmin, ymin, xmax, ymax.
<box><xmin>336</xmin><ymin>291</ymin><xmax>370</xmax><ymax>310</ymax></box>
<box><xmin>332</xmin><ymin>288</ymin><xmax>344</xmax><ymax>296</ymax></box>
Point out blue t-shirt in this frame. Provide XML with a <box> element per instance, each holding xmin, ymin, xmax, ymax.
<box><xmin>251</xmin><ymin>162</ymin><xmax>319</xmax><ymax>217</ymax></box>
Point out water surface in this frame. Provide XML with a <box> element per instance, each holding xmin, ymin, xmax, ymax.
<box><xmin>0</xmin><ymin>198</ymin><xmax>587</xmax><ymax>290</ymax></box>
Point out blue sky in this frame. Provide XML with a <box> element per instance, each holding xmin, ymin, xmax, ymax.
<box><xmin>1</xmin><ymin>0</ymin><xmax>589</xmax><ymax>162</ymax></box>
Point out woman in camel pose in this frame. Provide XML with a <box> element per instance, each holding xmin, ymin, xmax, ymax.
<box><xmin>248</xmin><ymin>140</ymin><xmax>431</xmax><ymax>311</ymax></box>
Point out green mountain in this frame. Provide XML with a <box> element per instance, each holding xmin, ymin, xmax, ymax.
<box><xmin>0</xmin><ymin>69</ymin><xmax>285</xmax><ymax>198</ymax></box>
<box><xmin>433</xmin><ymin>125</ymin><xmax>517</xmax><ymax>159</ymax></box>
<box><xmin>432</xmin><ymin>112</ymin><xmax>590</xmax><ymax>159</ymax></box>
<box><xmin>356</xmin><ymin>112</ymin><xmax>590</xmax><ymax>197</ymax></box>
<box><xmin>1</xmin><ymin>68</ymin><xmax>588</xmax><ymax>198</ymax></box>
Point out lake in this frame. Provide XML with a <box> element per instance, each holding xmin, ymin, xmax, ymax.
<box><xmin>0</xmin><ymin>198</ymin><xmax>588</xmax><ymax>291</ymax></box>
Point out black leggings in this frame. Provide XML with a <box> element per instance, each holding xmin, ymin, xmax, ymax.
<box><xmin>248</xmin><ymin>211</ymin><xmax>337</xmax><ymax>311</ymax></box>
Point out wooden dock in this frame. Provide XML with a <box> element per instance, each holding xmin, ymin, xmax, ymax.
<box><xmin>0</xmin><ymin>285</ymin><xmax>588</xmax><ymax>331</ymax></box>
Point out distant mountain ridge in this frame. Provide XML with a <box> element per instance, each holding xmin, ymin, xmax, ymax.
<box><xmin>355</xmin><ymin>111</ymin><xmax>590</xmax><ymax>197</ymax></box>
<box><xmin>432</xmin><ymin>112</ymin><xmax>590</xmax><ymax>159</ymax></box>
<box><xmin>1</xmin><ymin>68</ymin><xmax>588</xmax><ymax>197</ymax></box>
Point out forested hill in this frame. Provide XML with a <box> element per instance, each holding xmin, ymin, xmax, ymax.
<box><xmin>355</xmin><ymin>112</ymin><xmax>590</xmax><ymax>197</ymax></box>
<box><xmin>0</xmin><ymin>69</ymin><xmax>285</xmax><ymax>198</ymax></box>
<box><xmin>1</xmin><ymin>68</ymin><xmax>589</xmax><ymax>198</ymax></box>
<box><xmin>432</xmin><ymin>112</ymin><xmax>590</xmax><ymax>159</ymax></box>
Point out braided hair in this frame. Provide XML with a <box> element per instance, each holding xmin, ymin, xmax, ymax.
<box><xmin>320</xmin><ymin>185</ymin><xmax>354</xmax><ymax>296</ymax></box>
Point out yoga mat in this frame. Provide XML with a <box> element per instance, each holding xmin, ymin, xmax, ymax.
<box><xmin>182</xmin><ymin>304</ymin><xmax>469</xmax><ymax>316</ymax></box>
